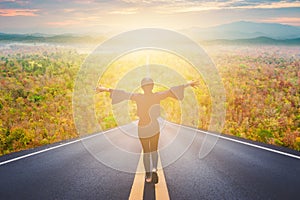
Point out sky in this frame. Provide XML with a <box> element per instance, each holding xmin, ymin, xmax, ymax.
<box><xmin>0</xmin><ymin>0</ymin><xmax>300</xmax><ymax>34</ymax></box>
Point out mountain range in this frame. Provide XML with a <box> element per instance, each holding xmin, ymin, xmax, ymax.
<box><xmin>0</xmin><ymin>21</ymin><xmax>300</xmax><ymax>45</ymax></box>
<box><xmin>183</xmin><ymin>21</ymin><xmax>300</xmax><ymax>40</ymax></box>
<box><xmin>0</xmin><ymin>33</ymin><xmax>105</xmax><ymax>44</ymax></box>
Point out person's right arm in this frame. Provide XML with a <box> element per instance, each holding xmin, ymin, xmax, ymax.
<box><xmin>95</xmin><ymin>86</ymin><xmax>138</xmax><ymax>103</ymax></box>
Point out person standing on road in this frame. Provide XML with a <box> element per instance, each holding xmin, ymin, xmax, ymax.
<box><xmin>95</xmin><ymin>78</ymin><xmax>198</xmax><ymax>183</ymax></box>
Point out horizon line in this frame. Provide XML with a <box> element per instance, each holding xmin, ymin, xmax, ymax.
<box><xmin>0</xmin><ymin>20</ymin><xmax>300</xmax><ymax>35</ymax></box>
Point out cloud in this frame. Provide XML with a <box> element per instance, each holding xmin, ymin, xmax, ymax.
<box><xmin>261</xmin><ymin>17</ymin><xmax>300</xmax><ymax>26</ymax></box>
<box><xmin>46</xmin><ymin>20</ymin><xmax>79</xmax><ymax>27</ymax></box>
<box><xmin>108</xmin><ymin>7</ymin><xmax>138</xmax><ymax>14</ymax></box>
<box><xmin>118</xmin><ymin>0</ymin><xmax>300</xmax><ymax>13</ymax></box>
<box><xmin>45</xmin><ymin>15</ymin><xmax>104</xmax><ymax>28</ymax></box>
<box><xmin>173</xmin><ymin>1</ymin><xmax>300</xmax><ymax>13</ymax></box>
<box><xmin>1</xmin><ymin>0</ymin><xmax>299</xmax><ymax>33</ymax></box>
<box><xmin>0</xmin><ymin>0</ymin><xmax>30</xmax><ymax>7</ymax></box>
<box><xmin>62</xmin><ymin>8</ymin><xmax>76</xmax><ymax>13</ymax></box>
<box><xmin>0</xmin><ymin>8</ymin><xmax>38</xmax><ymax>16</ymax></box>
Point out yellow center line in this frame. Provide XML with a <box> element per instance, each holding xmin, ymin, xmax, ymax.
<box><xmin>155</xmin><ymin>156</ymin><xmax>170</xmax><ymax>200</ymax></box>
<box><xmin>129</xmin><ymin>153</ymin><xmax>145</xmax><ymax>200</ymax></box>
<box><xmin>129</xmin><ymin>152</ymin><xmax>170</xmax><ymax>200</ymax></box>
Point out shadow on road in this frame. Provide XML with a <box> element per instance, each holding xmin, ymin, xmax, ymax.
<box><xmin>143</xmin><ymin>182</ymin><xmax>155</xmax><ymax>200</ymax></box>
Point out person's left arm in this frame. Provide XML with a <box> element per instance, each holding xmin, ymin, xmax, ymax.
<box><xmin>157</xmin><ymin>80</ymin><xmax>199</xmax><ymax>100</ymax></box>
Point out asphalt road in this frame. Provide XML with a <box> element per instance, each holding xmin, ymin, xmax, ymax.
<box><xmin>0</xmin><ymin>121</ymin><xmax>299</xmax><ymax>200</ymax></box>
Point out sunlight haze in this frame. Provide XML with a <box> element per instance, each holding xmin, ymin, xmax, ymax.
<box><xmin>0</xmin><ymin>0</ymin><xmax>299</xmax><ymax>34</ymax></box>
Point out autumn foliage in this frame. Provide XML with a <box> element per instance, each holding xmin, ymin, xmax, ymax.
<box><xmin>0</xmin><ymin>44</ymin><xmax>299</xmax><ymax>155</ymax></box>
<box><xmin>0</xmin><ymin>46</ymin><xmax>82</xmax><ymax>154</ymax></box>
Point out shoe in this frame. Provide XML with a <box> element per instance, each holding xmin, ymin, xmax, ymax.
<box><xmin>152</xmin><ymin>171</ymin><xmax>158</xmax><ymax>184</ymax></box>
<box><xmin>145</xmin><ymin>172</ymin><xmax>152</xmax><ymax>183</ymax></box>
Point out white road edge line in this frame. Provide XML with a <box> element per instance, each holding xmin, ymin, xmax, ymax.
<box><xmin>1</xmin><ymin>123</ymin><xmax>299</xmax><ymax>166</ymax></box>
<box><xmin>0</xmin><ymin>140</ymin><xmax>80</xmax><ymax>166</ymax></box>
<box><xmin>0</xmin><ymin>127</ymin><xmax>116</xmax><ymax>166</ymax></box>
<box><xmin>169</xmin><ymin>122</ymin><xmax>300</xmax><ymax>160</ymax></box>
<box><xmin>214</xmin><ymin>134</ymin><xmax>300</xmax><ymax>160</ymax></box>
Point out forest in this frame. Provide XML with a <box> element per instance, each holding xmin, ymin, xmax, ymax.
<box><xmin>0</xmin><ymin>43</ymin><xmax>299</xmax><ymax>155</ymax></box>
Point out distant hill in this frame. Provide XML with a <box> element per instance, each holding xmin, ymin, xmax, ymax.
<box><xmin>0</xmin><ymin>33</ymin><xmax>105</xmax><ymax>43</ymax></box>
<box><xmin>204</xmin><ymin>36</ymin><xmax>300</xmax><ymax>45</ymax></box>
<box><xmin>1</xmin><ymin>24</ymin><xmax>300</xmax><ymax>46</ymax></box>
<box><xmin>184</xmin><ymin>21</ymin><xmax>300</xmax><ymax>40</ymax></box>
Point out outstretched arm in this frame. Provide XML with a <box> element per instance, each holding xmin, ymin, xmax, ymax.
<box><xmin>95</xmin><ymin>85</ymin><xmax>138</xmax><ymax>104</ymax></box>
<box><xmin>183</xmin><ymin>80</ymin><xmax>199</xmax><ymax>89</ymax></box>
<box><xmin>95</xmin><ymin>86</ymin><xmax>112</xmax><ymax>93</ymax></box>
<box><xmin>158</xmin><ymin>80</ymin><xmax>199</xmax><ymax>100</ymax></box>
